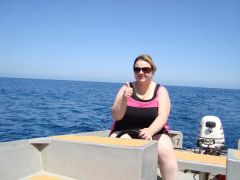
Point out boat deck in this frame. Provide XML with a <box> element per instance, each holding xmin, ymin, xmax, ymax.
<box><xmin>1</xmin><ymin>130</ymin><xmax>239</xmax><ymax>180</ymax></box>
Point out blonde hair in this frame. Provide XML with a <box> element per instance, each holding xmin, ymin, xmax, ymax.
<box><xmin>133</xmin><ymin>54</ymin><xmax>157</xmax><ymax>74</ymax></box>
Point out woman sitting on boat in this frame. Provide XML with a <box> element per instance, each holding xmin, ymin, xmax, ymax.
<box><xmin>110</xmin><ymin>54</ymin><xmax>178</xmax><ymax>180</ymax></box>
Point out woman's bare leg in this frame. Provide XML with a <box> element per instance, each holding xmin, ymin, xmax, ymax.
<box><xmin>158</xmin><ymin>134</ymin><xmax>178</xmax><ymax>180</ymax></box>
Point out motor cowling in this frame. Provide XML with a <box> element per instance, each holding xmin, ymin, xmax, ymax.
<box><xmin>197</xmin><ymin>116</ymin><xmax>225</xmax><ymax>149</ymax></box>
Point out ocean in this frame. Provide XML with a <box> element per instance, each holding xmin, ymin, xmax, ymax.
<box><xmin>0</xmin><ymin>77</ymin><xmax>239</xmax><ymax>149</ymax></box>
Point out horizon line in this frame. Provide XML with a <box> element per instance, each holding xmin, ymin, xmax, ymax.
<box><xmin>0</xmin><ymin>76</ymin><xmax>239</xmax><ymax>91</ymax></box>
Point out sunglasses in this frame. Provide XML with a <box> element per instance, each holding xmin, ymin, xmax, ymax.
<box><xmin>133</xmin><ymin>67</ymin><xmax>152</xmax><ymax>74</ymax></box>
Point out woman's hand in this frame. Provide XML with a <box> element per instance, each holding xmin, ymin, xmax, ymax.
<box><xmin>139</xmin><ymin>128</ymin><xmax>154</xmax><ymax>140</ymax></box>
<box><xmin>123</xmin><ymin>82</ymin><xmax>133</xmax><ymax>99</ymax></box>
<box><xmin>111</xmin><ymin>82</ymin><xmax>133</xmax><ymax>121</ymax></box>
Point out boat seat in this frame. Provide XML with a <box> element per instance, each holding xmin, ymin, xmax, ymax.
<box><xmin>22</xmin><ymin>172</ymin><xmax>76</xmax><ymax>180</ymax></box>
<box><xmin>76</xmin><ymin>129</ymin><xmax>184</xmax><ymax>149</ymax></box>
<box><xmin>29</xmin><ymin>135</ymin><xmax>159</xmax><ymax>180</ymax></box>
<box><xmin>29</xmin><ymin>174</ymin><xmax>62</xmax><ymax>180</ymax></box>
<box><xmin>175</xmin><ymin>149</ymin><xmax>226</xmax><ymax>175</ymax></box>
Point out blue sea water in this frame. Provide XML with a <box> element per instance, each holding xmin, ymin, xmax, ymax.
<box><xmin>0</xmin><ymin>77</ymin><xmax>240</xmax><ymax>149</ymax></box>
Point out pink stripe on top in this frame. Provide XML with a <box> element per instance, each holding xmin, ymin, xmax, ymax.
<box><xmin>127</xmin><ymin>96</ymin><xmax>158</xmax><ymax>108</ymax></box>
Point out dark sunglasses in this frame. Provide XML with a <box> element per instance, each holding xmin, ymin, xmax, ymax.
<box><xmin>133</xmin><ymin>67</ymin><xmax>152</xmax><ymax>74</ymax></box>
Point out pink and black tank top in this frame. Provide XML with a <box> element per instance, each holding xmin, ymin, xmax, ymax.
<box><xmin>110</xmin><ymin>83</ymin><xmax>169</xmax><ymax>135</ymax></box>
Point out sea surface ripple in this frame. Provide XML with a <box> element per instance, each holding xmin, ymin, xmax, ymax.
<box><xmin>0</xmin><ymin>77</ymin><xmax>239</xmax><ymax>149</ymax></box>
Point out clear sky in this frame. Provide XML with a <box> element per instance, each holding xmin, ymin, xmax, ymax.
<box><xmin>0</xmin><ymin>0</ymin><xmax>239</xmax><ymax>89</ymax></box>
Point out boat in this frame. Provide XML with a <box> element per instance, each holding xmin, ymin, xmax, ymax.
<box><xmin>0</xmin><ymin>116</ymin><xmax>239</xmax><ymax>180</ymax></box>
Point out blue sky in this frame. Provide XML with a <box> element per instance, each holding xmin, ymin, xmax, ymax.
<box><xmin>0</xmin><ymin>0</ymin><xmax>239</xmax><ymax>89</ymax></box>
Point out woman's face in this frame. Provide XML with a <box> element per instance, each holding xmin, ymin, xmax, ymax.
<box><xmin>134</xmin><ymin>60</ymin><xmax>153</xmax><ymax>83</ymax></box>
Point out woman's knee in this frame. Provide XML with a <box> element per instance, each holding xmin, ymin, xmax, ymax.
<box><xmin>157</xmin><ymin>135</ymin><xmax>175</xmax><ymax>158</ymax></box>
<box><xmin>158</xmin><ymin>146</ymin><xmax>177</xmax><ymax>164</ymax></box>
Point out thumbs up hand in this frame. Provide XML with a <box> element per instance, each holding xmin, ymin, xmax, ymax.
<box><xmin>123</xmin><ymin>82</ymin><xmax>133</xmax><ymax>100</ymax></box>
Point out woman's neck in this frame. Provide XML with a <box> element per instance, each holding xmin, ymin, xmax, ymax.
<box><xmin>135</xmin><ymin>81</ymin><xmax>153</xmax><ymax>95</ymax></box>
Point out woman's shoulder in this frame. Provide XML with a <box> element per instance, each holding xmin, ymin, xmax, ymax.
<box><xmin>157</xmin><ymin>84</ymin><xmax>169</xmax><ymax>96</ymax></box>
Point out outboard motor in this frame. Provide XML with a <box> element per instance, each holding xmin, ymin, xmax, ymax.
<box><xmin>197</xmin><ymin>116</ymin><xmax>225</xmax><ymax>155</ymax></box>
<box><xmin>189</xmin><ymin>116</ymin><xmax>226</xmax><ymax>180</ymax></box>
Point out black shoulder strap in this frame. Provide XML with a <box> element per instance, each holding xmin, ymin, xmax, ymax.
<box><xmin>153</xmin><ymin>84</ymin><xmax>161</xmax><ymax>98</ymax></box>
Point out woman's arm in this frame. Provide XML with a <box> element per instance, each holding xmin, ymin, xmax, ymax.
<box><xmin>111</xmin><ymin>83</ymin><xmax>133</xmax><ymax>121</ymax></box>
<box><xmin>140</xmin><ymin>86</ymin><xmax>171</xmax><ymax>139</ymax></box>
<box><xmin>150</xmin><ymin>86</ymin><xmax>170</xmax><ymax>133</ymax></box>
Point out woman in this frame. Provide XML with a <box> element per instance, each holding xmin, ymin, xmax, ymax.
<box><xmin>110</xmin><ymin>54</ymin><xmax>178</xmax><ymax>180</ymax></box>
